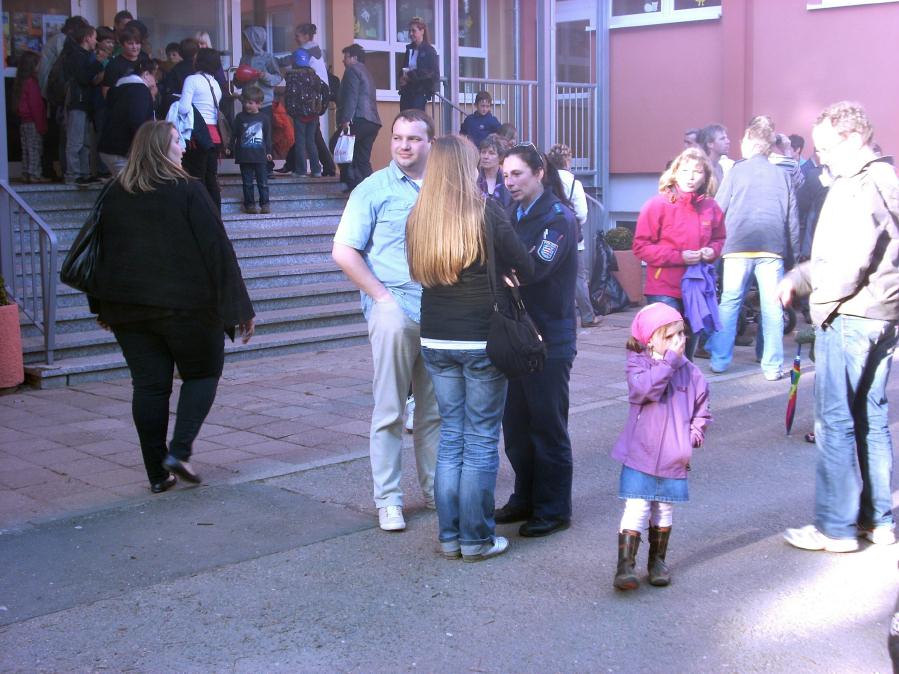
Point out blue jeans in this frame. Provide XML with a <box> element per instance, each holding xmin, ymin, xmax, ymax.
<box><xmin>813</xmin><ymin>314</ymin><xmax>898</xmax><ymax>539</ymax></box>
<box><xmin>239</xmin><ymin>163</ymin><xmax>269</xmax><ymax>207</ymax></box>
<box><xmin>422</xmin><ymin>347</ymin><xmax>507</xmax><ymax>552</ymax></box>
<box><xmin>707</xmin><ymin>256</ymin><xmax>783</xmax><ymax>376</ymax></box>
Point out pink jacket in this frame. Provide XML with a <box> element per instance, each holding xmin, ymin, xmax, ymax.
<box><xmin>611</xmin><ymin>349</ymin><xmax>711</xmax><ymax>479</ymax></box>
<box><xmin>17</xmin><ymin>77</ymin><xmax>47</xmax><ymax>135</ymax></box>
<box><xmin>632</xmin><ymin>190</ymin><xmax>726</xmax><ymax>299</ymax></box>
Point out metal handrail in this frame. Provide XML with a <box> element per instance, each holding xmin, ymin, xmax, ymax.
<box><xmin>431</xmin><ymin>91</ymin><xmax>466</xmax><ymax>116</ymax></box>
<box><xmin>0</xmin><ymin>181</ymin><xmax>58</xmax><ymax>364</ymax></box>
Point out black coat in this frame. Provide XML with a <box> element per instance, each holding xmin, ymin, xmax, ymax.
<box><xmin>399</xmin><ymin>42</ymin><xmax>439</xmax><ymax>99</ymax></box>
<box><xmin>98</xmin><ymin>81</ymin><xmax>155</xmax><ymax>156</ymax></box>
<box><xmin>89</xmin><ymin>179</ymin><xmax>254</xmax><ymax>335</ymax></box>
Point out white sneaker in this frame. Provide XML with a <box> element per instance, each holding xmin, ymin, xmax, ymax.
<box><xmin>378</xmin><ymin>505</ymin><xmax>406</xmax><ymax>531</ymax></box>
<box><xmin>858</xmin><ymin>525</ymin><xmax>896</xmax><ymax>545</ymax></box>
<box><xmin>764</xmin><ymin>370</ymin><xmax>785</xmax><ymax>381</ymax></box>
<box><xmin>404</xmin><ymin>395</ymin><xmax>415</xmax><ymax>433</ymax></box>
<box><xmin>462</xmin><ymin>536</ymin><xmax>510</xmax><ymax>562</ymax></box>
<box><xmin>784</xmin><ymin>524</ymin><xmax>859</xmax><ymax>552</ymax></box>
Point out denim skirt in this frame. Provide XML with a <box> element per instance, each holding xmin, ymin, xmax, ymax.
<box><xmin>618</xmin><ymin>465</ymin><xmax>689</xmax><ymax>503</ymax></box>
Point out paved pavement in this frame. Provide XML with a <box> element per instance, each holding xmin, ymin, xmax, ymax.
<box><xmin>1</xmin><ymin>309</ymin><xmax>897</xmax><ymax>672</ymax></box>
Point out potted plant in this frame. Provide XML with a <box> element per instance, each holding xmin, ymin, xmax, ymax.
<box><xmin>604</xmin><ymin>227</ymin><xmax>643</xmax><ymax>305</ymax></box>
<box><xmin>0</xmin><ymin>275</ymin><xmax>24</xmax><ymax>389</ymax></box>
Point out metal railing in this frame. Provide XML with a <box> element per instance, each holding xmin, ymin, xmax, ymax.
<box><xmin>0</xmin><ymin>181</ymin><xmax>57</xmax><ymax>364</ymax></box>
<box><xmin>556</xmin><ymin>82</ymin><xmax>599</xmax><ymax>185</ymax></box>
<box><xmin>429</xmin><ymin>78</ymin><xmax>599</xmax><ymax>185</ymax></box>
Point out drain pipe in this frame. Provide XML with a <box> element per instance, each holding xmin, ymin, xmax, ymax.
<box><xmin>513</xmin><ymin>0</ymin><xmax>520</xmax><ymax>81</ymax></box>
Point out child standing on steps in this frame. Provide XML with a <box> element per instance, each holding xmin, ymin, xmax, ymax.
<box><xmin>611</xmin><ymin>303</ymin><xmax>711</xmax><ymax>591</ymax></box>
<box><xmin>13</xmin><ymin>51</ymin><xmax>49</xmax><ymax>183</ymax></box>
<box><xmin>230</xmin><ymin>85</ymin><xmax>272</xmax><ymax>214</ymax></box>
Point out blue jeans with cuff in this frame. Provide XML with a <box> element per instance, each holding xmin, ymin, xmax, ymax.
<box><xmin>422</xmin><ymin>347</ymin><xmax>507</xmax><ymax>553</ymax></box>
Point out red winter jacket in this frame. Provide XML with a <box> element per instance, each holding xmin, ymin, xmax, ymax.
<box><xmin>632</xmin><ymin>189</ymin><xmax>726</xmax><ymax>299</ymax></box>
<box><xmin>17</xmin><ymin>77</ymin><xmax>47</xmax><ymax>135</ymax></box>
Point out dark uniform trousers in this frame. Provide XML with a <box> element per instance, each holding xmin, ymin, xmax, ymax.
<box><xmin>502</xmin><ymin>356</ymin><xmax>574</xmax><ymax>520</ymax></box>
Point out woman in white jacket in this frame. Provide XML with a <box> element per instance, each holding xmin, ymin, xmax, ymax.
<box><xmin>179</xmin><ymin>48</ymin><xmax>223</xmax><ymax>210</ymax></box>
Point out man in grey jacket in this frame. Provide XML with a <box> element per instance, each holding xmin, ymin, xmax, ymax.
<box><xmin>706</xmin><ymin>115</ymin><xmax>799</xmax><ymax>380</ymax></box>
<box><xmin>779</xmin><ymin>101</ymin><xmax>899</xmax><ymax>553</ymax></box>
<box><xmin>337</xmin><ymin>44</ymin><xmax>382</xmax><ymax>192</ymax></box>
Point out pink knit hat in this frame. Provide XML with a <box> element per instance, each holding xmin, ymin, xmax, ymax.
<box><xmin>631</xmin><ymin>302</ymin><xmax>684</xmax><ymax>345</ymax></box>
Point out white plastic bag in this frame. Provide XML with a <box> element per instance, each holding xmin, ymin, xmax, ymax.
<box><xmin>334</xmin><ymin>130</ymin><xmax>355</xmax><ymax>164</ymax></box>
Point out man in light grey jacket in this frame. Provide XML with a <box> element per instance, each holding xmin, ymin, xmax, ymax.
<box><xmin>337</xmin><ymin>44</ymin><xmax>382</xmax><ymax>192</ymax></box>
<box><xmin>779</xmin><ymin>101</ymin><xmax>899</xmax><ymax>553</ymax></box>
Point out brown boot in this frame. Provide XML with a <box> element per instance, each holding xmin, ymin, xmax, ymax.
<box><xmin>613</xmin><ymin>530</ymin><xmax>641</xmax><ymax>591</ymax></box>
<box><xmin>647</xmin><ymin>526</ymin><xmax>671</xmax><ymax>587</ymax></box>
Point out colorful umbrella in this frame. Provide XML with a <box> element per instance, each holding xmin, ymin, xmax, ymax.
<box><xmin>785</xmin><ymin>344</ymin><xmax>802</xmax><ymax>435</ymax></box>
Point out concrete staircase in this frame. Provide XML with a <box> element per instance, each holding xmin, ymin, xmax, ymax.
<box><xmin>14</xmin><ymin>175</ymin><xmax>368</xmax><ymax>388</ymax></box>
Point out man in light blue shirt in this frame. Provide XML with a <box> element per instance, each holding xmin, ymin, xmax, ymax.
<box><xmin>332</xmin><ymin>109</ymin><xmax>439</xmax><ymax>532</ymax></box>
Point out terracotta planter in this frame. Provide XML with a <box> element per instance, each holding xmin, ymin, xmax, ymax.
<box><xmin>612</xmin><ymin>250</ymin><xmax>644</xmax><ymax>305</ymax></box>
<box><xmin>0</xmin><ymin>303</ymin><xmax>24</xmax><ymax>388</ymax></box>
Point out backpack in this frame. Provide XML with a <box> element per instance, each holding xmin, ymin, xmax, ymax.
<box><xmin>46</xmin><ymin>49</ymin><xmax>70</xmax><ymax>109</ymax></box>
<box><xmin>284</xmin><ymin>67</ymin><xmax>328</xmax><ymax>118</ymax></box>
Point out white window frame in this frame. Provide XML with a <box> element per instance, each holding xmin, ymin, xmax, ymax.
<box><xmin>807</xmin><ymin>0</ymin><xmax>899</xmax><ymax>9</ymax></box>
<box><xmin>354</xmin><ymin>0</ymin><xmax>443</xmax><ymax>101</ymax></box>
<box><xmin>610</xmin><ymin>0</ymin><xmax>721</xmax><ymax>29</ymax></box>
<box><xmin>458</xmin><ymin>0</ymin><xmax>488</xmax><ymax>79</ymax></box>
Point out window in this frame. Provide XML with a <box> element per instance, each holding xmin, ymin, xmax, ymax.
<box><xmin>458</xmin><ymin>0</ymin><xmax>486</xmax><ymax>80</ymax></box>
<box><xmin>2</xmin><ymin>0</ymin><xmax>69</xmax><ymax>67</ymax></box>
<box><xmin>610</xmin><ymin>0</ymin><xmax>721</xmax><ymax>28</ymax></box>
<box><xmin>142</xmin><ymin>0</ymin><xmax>228</xmax><ymax>62</ymax></box>
<box><xmin>353</xmin><ymin>0</ymin><xmax>440</xmax><ymax>99</ymax></box>
<box><xmin>807</xmin><ymin>0</ymin><xmax>899</xmax><ymax>8</ymax></box>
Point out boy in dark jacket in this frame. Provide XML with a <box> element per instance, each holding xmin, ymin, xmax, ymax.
<box><xmin>460</xmin><ymin>91</ymin><xmax>501</xmax><ymax>148</ymax></box>
<box><xmin>64</xmin><ymin>22</ymin><xmax>103</xmax><ymax>185</ymax></box>
<box><xmin>230</xmin><ymin>86</ymin><xmax>272</xmax><ymax>214</ymax></box>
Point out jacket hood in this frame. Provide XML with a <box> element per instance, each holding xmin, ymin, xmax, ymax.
<box><xmin>243</xmin><ymin>26</ymin><xmax>269</xmax><ymax>55</ymax></box>
<box><xmin>117</xmin><ymin>74</ymin><xmax>145</xmax><ymax>87</ymax></box>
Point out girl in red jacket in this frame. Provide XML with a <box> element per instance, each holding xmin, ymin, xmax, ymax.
<box><xmin>632</xmin><ymin>147</ymin><xmax>725</xmax><ymax>358</ymax></box>
<box><xmin>13</xmin><ymin>51</ymin><xmax>49</xmax><ymax>183</ymax></box>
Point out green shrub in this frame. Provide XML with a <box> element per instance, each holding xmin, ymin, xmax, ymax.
<box><xmin>604</xmin><ymin>227</ymin><xmax>634</xmax><ymax>251</ymax></box>
<box><xmin>0</xmin><ymin>275</ymin><xmax>9</xmax><ymax>306</ymax></box>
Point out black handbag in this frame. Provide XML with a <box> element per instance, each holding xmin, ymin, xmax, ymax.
<box><xmin>60</xmin><ymin>180</ymin><xmax>114</xmax><ymax>293</ymax></box>
<box><xmin>484</xmin><ymin>212</ymin><xmax>546</xmax><ymax>377</ymax></box>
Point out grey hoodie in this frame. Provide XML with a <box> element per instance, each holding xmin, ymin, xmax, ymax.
<box><xmin>240</xmin><ymin>26</ymin><xmax>283</xmax><ymax>107</ymax></box>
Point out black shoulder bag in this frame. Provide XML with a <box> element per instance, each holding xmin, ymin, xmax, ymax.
<box><xmin>60</xmin><ymin>180</ymin><xmax>115</xmax><ymax>293</ymax></box>
<box><xmin>484</xmin><ymin>211</ymin><xmax>546</xmax><ymax>378</ymax></box>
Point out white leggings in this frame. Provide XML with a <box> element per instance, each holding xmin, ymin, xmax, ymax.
<box><xmin>619</xmin><ymin>498</ymin><xmax>673</xmax><ymax>533</ymax></box>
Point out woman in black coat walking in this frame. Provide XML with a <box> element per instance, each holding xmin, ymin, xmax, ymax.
<box><xmin>88</xmin><ymin>121</ymin><xmax>255</xmax><ymax>492</ymax></box>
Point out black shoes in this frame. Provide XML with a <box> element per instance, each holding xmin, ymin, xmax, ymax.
<box><xmin>162</xmin><ymin>455</ymin><xmax>201</xmax><ymax>484</ymax></box>
<box><xmin>494</xmin><ymin>502</ymin><xmax>532</xmax><ymax>524</ymax></box>
<box><xmin>150</xmin><ymin>474</ymin><xmax>177</xmax><ymax>494</ymax></box>
<box><xmin>519</xmin><ymin>517</ymin><xmax>570</xmax><ymax>538</ymax></box>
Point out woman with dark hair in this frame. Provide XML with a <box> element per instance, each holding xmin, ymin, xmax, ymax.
<box><xmin>179</xmin><ymin>47</ymin><xmax>224</xmax><ymax>209</ymax></box>
<box><xmin>495</xmin><ymin>143</ymin><xmax>579</xmax><ymax>539</ymax></box>
<box><xmin>407</xmin><ymin>135</ymin><xmax>534</xmax><ymax>562</ymax></box>
<box><xmin>398</xmin><ymin>17</ymin><xmax>439</xmax><ymax>111</ymax></box>
<box><xmin>88</xmin><ymin>121</ymin><xmax>254</xmax><ymax>492</ymax></box>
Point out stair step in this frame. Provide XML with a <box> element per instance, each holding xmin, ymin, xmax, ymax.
<box><xmin>25</xmin><ymin>322</ymin><xmax>369</xmax><ymax>388</ymax></box>
<box><xmin>22</xmin><ymin>295</ymin><xmax>363</xmax><ymax>358</ymax></box>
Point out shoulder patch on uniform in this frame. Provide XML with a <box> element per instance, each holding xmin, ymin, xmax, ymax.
<box><xmin>553</xmin><ymin>203</ymin><xmax>563</xmax><ymax>214</ymax></box>
<box><xmin>537</xmin><ymin>238</ymin><xmax>559</xmax><ymax>262</ymax></box>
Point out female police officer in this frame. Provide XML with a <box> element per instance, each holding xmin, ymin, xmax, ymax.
<box><xmin>495</xmin><ymin>143</ymin><xmax>578</xmax><ymax>537</ymax></box>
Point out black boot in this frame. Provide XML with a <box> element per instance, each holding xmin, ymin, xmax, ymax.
<box><xmin>647</xmin><ymin>526</ymin><xmax>671</xmax><ymax>587</ymax></box>
<box><xmin>613</xmin><ymin>530</ymin><xmax>641</xmax><ymax>591</ymax></box>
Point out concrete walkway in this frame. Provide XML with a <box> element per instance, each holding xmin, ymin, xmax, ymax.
<box><xmin>1</xmin><ymin>309</ymin><xmax>897</xmax><ymax>672</ymax></box>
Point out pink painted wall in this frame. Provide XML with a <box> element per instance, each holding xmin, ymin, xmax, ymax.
<box><xmin>610</xmin><ymin>0</ymin><xmax>899</xmax><ymax>174</ymax></box>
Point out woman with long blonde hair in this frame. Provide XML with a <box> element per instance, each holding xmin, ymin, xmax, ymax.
<box><xmin>407</xmin><ymin>135</ymin><xmax>534</xmax><ymax>562</ymax></box>
<box><xmin>87</xmin><ymin>121</ymin><xmax>254</xmax><ymax>492</ymax></box>
<box><xmin>632</xmin><ymin>146</ymin><xmax>725</xmax><ymax>360</ymax></box>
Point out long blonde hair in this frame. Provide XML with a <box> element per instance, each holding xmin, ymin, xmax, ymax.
<box><xmin>407</xmin><ymin>135</ymin><xmax>486</xmax><ymax>288</ymax></box>
<box><xmin>118</xmin><ymin>121</ymin><xmax>191</xmax><ymax>193</ymax></box>
<box><xmin>658</xmin><ymin>147</ymin><xmax>717</xmax><ymax>199</ymax></box>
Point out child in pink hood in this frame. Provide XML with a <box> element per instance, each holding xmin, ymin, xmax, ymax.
<box><xmin>611</xmin><ymin>303</ymin><xmax>711</xmax><ymax>591</ymax></box>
